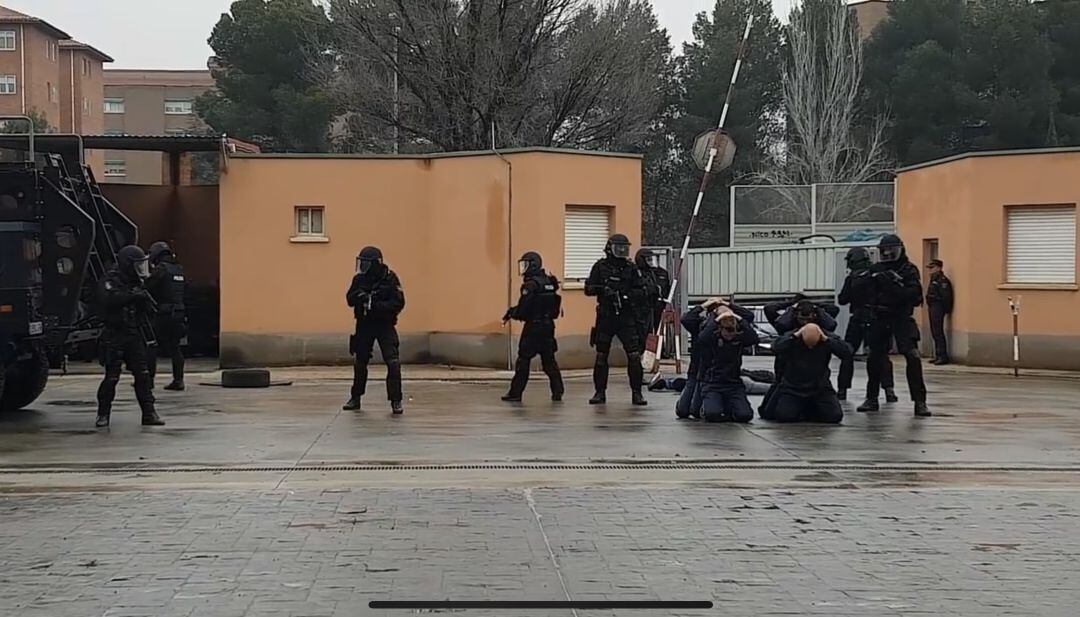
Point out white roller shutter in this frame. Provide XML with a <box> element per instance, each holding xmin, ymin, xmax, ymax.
<box><xmin>1006</xmin><ymin>206</ymin><xmax>1077</xmax><ymax>284</ymax></box>
<box><xmin>564</xmin><ymin>206</ymin><xmax>611</xmax><ymax>281</ymax></box>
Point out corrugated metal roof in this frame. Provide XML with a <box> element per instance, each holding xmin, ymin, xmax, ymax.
<box><xmin>0</xmin><ymin>133</ymin><xmax>241</xmax><ymax>154</ymax></box>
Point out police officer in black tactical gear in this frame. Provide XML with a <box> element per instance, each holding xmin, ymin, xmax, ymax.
<box><xmin>837</xmin><ymin>246</ymin><xmax>896</xmax><ymax>402</ymax></box>
<box><xmin>502</xmin><ymin>252</ymin><xmax>565</xmax><ymax>402</ymax></box>
<box><xmin>95</xmin><ymin>245</ymin><xmax>165</xmax><ymax>428</ymax></box>
<box><xmin>926</xmin><ymin>259</ymin><xmax>954</xmax><ymax>365</ymax></box>
<box><xmin>584</xmin><ymin>234</ymin><xmax>648</xmax><ymax>406</ymax></box>
<box><xmin>146</xmin><ymin>241</ymin><xmax>186</xmax><ymax>391</ymax></box>
<box><xmin>633</xmin><ymin>249</ymin><xmax>671</xmax><ymax>343</ymax></box>
<box><xmin>857</xmin><ymin>234</ymin><xmax>931</xmax><ymax>417</ymax></box>
<box><xmin>345</xmin><ymin>247</ymin><xmax>406</xmax><ymax>414</ymax></box>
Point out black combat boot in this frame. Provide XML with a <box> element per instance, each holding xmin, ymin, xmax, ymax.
<box><xmin>95</xmin><ymin>413</ymin><xmax>110</xmax><ymax>428</ymax></box>
<box><xmin>837</xmin><ymin>389</ymin><xmax>847</xmax><ymax>401</ymax></box>
<box><xmin>164</xmin><ymin>381</ymin><xmax>185</xmax><ymax>391</ymax></box>
<box><xmin>501</xmin><ymin>393</ymin><xmax>523</xmax><ymax>403</ymax></box>
<box><xmin>857</xmin><ymin>398</ymin><xmax>880</xmax><ymax>413</ymax></box>
<box><xmin>142</xmin><ymin>411</ymin><xmax>166</xmax><ymax>426</ymax></box>
<box><xmin>551</xmin><ymin>392</ymin><xmax>563</xmax><ymax>402</ymax></box>
<box><xmin>914</xmin><ymin>401</ymin><xmax>932</xmax><ymax>417</ymax></box>
<box><xmin>343</xmin><ymin>397</ymin><xmax>362</xmax><ymax>411</ymax></box>
<box><xmin>631</xmin><ymin>391</ymin><xmax>648</xmax><ymax>406</ymax></box>
<box><xmin>885</xmin><ymin>388</ymin><xmax>899</xmax><ymax>403</ymax></box>
<box><xmin>589</xmin><ymin>392</ymin><xmax>606</xmax><ymax>405</ymax></box>
<box><xmin>391</xmin><ymin>401</ymin><xmax>404</xmax><ymax>415</ymax></box>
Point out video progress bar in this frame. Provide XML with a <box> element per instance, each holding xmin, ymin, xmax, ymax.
<box><xmin>370</xmin><ymin>601</ymin><xmax>713</xmax><ymax>609</ymax></box>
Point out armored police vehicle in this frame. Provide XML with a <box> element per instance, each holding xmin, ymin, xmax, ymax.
<box><xmin>0</xmin><ymin>118</ymin><xmax>137</xmax><ymax>411</ymax></box>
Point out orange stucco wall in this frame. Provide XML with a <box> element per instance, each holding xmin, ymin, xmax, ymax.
<box><xmin>897</xmin><ymin>150</ymin><xmax>1080</xmax><ymax>369</ymax></box>
<box><xmin>218</xmin><ymin>150</ymin><xmax>642</xmax><ymax>368</ymax></box>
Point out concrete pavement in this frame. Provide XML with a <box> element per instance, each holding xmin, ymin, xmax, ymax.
<box><xmin>3</xmin><ymin>361</ymin><xmax>1080</xmax><ymax>616</ymax></box>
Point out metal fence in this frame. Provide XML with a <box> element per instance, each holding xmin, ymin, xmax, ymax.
<box><xmin>730</xmin><ymin>182</ymin><xmax>896</xmax><ymax>247</ymax></box>
<box><xmin>685</xmin><ymin>243</ymin><xmax>875</xmax><ymax>302</ymax></box>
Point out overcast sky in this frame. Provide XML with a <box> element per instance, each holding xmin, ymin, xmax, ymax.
<box><xmin>1</xmin><ymin>0</ymin><xmax>796</xmax><ymax>70</ymax></box>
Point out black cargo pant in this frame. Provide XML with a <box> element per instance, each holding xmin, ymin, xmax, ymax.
<box><xmin>929</xmin><ymin>303</ymin><xmax>949</xmax><ymax>362</ymax></box>
<box><xmin>351</xmin><ymin>323</ymin><xmax>403</xmax><ymax>403</ymax></box>
<box><xmin>508</xmin><ymin>320</ymin><xmax>564</xmax><ymax>397</ymax></box>
<box><xmin>97</xmin><ymin>335</ymin><xmax>156</xmax><ymax>417</ymax></box>
<box><xmin>866</xmin><ymin>315</ymin><xmax>926</xmax><ymax>403</ymax></box>
<box><xmin>591</xmin><ymin>313</ymin><xmax>644</xmax><ymax>394</ymax></box>
<box><xmin>838</xmin><ymin>316</ymin><xmax>894</xmax><ymax>391</ymax></box>
<box><xmin>701</xmin><ymin>382</ymin><xmax>753</xmax><ymax>423</ymax></box>
<box><xmin>150</xmin><ymin>310</ymin><xmax>186</xmax><ymax>385</ymax></box>
<box><xmin>761</xmin><ymin>387</ymin><xmax>843</xmax><ymax>424</ymax></box>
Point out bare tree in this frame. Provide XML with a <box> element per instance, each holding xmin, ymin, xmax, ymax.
<box><xmin>752</xmin><ymin>0</ymin><xmax>892</xmax><ymax>224</ymax></box>
<box><xmin>311</xmin><ymin>0</ymin><xmax>670</xmax><ymax>153</ymax></box>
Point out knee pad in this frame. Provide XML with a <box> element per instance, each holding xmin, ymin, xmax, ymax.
<box><xmin>385</xmin><ymin>359</ymin><xmax>402</xmax><ymax>372</ymax></box>
<box><xmin>903</xmin><ymin>350</ymin><xmax>921</xmax><ymax>363</ymax></box>
<box><xmin>101</xmin><ymin>375</ymin><xmax>120</xmax><ymax>387</ymax></box>
<box><xmin>627</xmin><ymin>352</ymin><xmax>642</xmax><ymax>364</ymax></box>
<box><xmin>594</xmin><ymin>352</ymin><xmax>609</xmax><ymax>368</ymax></box>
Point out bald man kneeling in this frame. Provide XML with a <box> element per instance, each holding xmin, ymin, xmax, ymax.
<box><xmin>762</xmin><ymin>322</ymin><xmax>852</xmax><ymax>424</ymax></box>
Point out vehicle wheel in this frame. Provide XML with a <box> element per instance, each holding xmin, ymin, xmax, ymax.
<box><xmin>1</xmin><ymin>341</ymin><xmax>50</xmax><ymax>411</ymax></box>
<box><xmin>221</xmin><ymin>368</ymin><xmax>271</xmax><ymax>389</ymax></box>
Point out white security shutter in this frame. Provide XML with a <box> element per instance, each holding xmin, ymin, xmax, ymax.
<box><xmin>1007</xmin><ymin>206</ymin><xmax>1077</xmax><ymax>284</ymax></box>
<box><xmin>564</xmin><ymin>206</ymin><xmax>611</xmax><ymax>280</ymax></box>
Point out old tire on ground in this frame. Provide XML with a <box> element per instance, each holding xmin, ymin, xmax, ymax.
<box><xmin>221</xmin><ymin>368</ymin><xmax>271</xmax><ymax>388</ymax></box>
<box><xmin>1</xmin><ymin>341</ymin><xmax>50</xmax><ymax>411</ymax></box>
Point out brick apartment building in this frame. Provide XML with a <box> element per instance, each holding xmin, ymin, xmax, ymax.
<box><xmin>102</xmin><ymin>69</ymin><xmax>215</xmax><ymax>184</ymax></box>
<box><xmin>0</xmin><ymin>5</ymin><xmax>112</xmax><ymax>172</ymax></box>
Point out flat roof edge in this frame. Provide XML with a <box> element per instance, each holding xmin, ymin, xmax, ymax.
<box><xmin>228</xmin><ymin>147</ymin><xmax>644</xmax><ymax>161</ymax></box>
<box><xmin>897</xmin><ymin>146</ymin><xmax>1080</xmax><ymax>174</ymax></box>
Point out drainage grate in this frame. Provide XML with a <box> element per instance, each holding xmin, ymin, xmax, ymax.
<box><xmin>1</xmin><ymin>462</ymin><xmax>1079</xmax><ymax>475</ymax></box>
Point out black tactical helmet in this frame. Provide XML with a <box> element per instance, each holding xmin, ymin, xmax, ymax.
<box><xmin>634</xmin><ymin>248</ymin><xmax>655</xmax><ymax>268</ymax></box>
<box><xmin>356</xmin><ymin>246</ymin><xmax>384</xmax><ymax>275</ymax></box>
<box><xmin>878</xmin><ymin>234</ymin><xmax>905</xmax><ymax>263</ymax></box>
<box><xmin>605</xmin><ymin>234</ymin><xmax>631</xmax><ymax>259</ymax></box>
<box><xmin>518</xmin><ymin>251</ymin><xmax>542</xmax><ymax>276</ymax></box>
<box><xmin>117</xmin><ymin>245</ymin><xmax>150</xmax><ymax>280</ymax></box>
<box><xmin>148</xmin><ymin>241</ymin><xmax>173</xmax><ymax>263</ymax></box>
<box><xmin>845</xmin><ymin>246</ymin><xmax>871</xmax><ymax>268</ymax></box>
